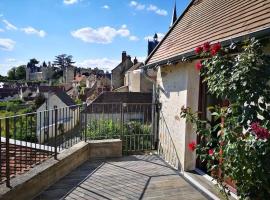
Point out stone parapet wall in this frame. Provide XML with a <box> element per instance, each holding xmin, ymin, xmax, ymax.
<box><xmin>0</xmin><ymin>139</ymin><xmax>122</xmax><ymax>200</ymax></box>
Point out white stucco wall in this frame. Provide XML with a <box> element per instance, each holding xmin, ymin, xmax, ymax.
<box><xmin>36</xmin><ymin>94</ymin><xmax>78</xmax><ymax>143</ymax></box>
<box><xmin>157</xmin><ymin>61</ymin><xmax>200</xmax><ymax>171</ymax></box>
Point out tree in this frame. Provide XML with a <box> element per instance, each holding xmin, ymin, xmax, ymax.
<box><xmin>7</xmin><ymin>67</ymin><xmax>16</xmax><ymax>80</ymax></box>
<box><xmin>15</xmin><ymin>65</ymin><xmax>26</xmax><ymax>80</ymax></box>
<box><xmin>27</xmin><ymin>58</ymin><xmax>39</xmax><ymax>68</ymax></box>
<box><xmin>34</xmin><ymin>93</ymin><xmax>45</xmax><ymax>108</ymax></box>
<box><xmin>42</xmin><ymin>61</ymin><xmax>48</xmax><ymax>68</ymax></box>
<box><xmin>53</xmin><ymin>54</ymin><xmax>75</xmax><ymax>69</ymax></box>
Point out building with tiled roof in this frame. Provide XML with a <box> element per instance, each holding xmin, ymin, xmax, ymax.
<box><xmin>143</xmin><ymin>0</ymin><xmax>270</xmax><ymax>175</ymax></box>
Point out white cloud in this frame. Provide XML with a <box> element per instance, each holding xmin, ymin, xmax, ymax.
<box><xmin>147</xmin><ymin>4</ymin><xmax>157</xmax><ymax>11</ymax></box>
<box><xmin>77</xmin><ymin>58</ymin><xmax>120</xmax><ymax>71</ymax></box>
<box><xmin>129</xmin><ymin>35</ymin><xmax>139</xmax><ymax>41</ymax></box>
<box><xmin>129</xmin><ymin>1</ymin><xmax>145</xmax><ymax>10</ymax></box>
<box><xmin>0</xmin><ymin>38</ymin><xmax>16</xmax><ymax>51</ymax></box>
<box><xmin>6</xmin><ymin>58</ymin><xmax>16</xmax><ymax>62</ymax></box>
<box><xmin>21</xmin><ymin>26</ymin><xmax>46</xmax><ymax>37</ymax></box>
<box><xmin>144</xmin><ymin>33</ymin><xmax>164</xmax><ymax>41</ymax></box>
<box><xmin>102</xmin><ymin>5</ymin><xmax>110</xmax><ymax>9</ymax></box>
<box><xmin>130</xmin><ymin>2</ymin><xmax>167</xmax><ymax>16</ymax></box>
<box><xmin>121</xmin><ymin>24</ymin><xmax>127</xmax><ymax>29</ymax></box>
<box><xmin>71</xmin><ymin>25</ymin><xmax>131</xmax><ymax>44</ymax></box>
<box><xmin>63</xmin><ymin>0</ymin><xmax>78</xmax><ymax>5</ymax></box>
<box><xmin>156</xmin><ymin>9</ymin><xmax>168</xmax><ymax>16</ymax></box>
<box><xmin>2</xmin><ymin>19</ymin><xmax>17</xmax><ymax>30</ymax></box>
<box><xmin>147</xmin><ymin>4</ymin><xmax>167</xmax><ymax>16</ymax></box>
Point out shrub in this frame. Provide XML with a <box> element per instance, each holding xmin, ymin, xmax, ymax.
<box><xmin>181</xmin><ymin>38</ymin><xmax>270</xmax><ymax>199</ymax></box>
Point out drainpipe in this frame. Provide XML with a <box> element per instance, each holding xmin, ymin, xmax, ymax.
<box><xmin>141</xmin><ymin>66</ymin><xmax>160</xmax><ymax>150</ymax></box>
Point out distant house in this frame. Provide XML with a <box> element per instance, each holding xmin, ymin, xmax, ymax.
<box><xmin>0</xmin><ymin>88</ymin><xmax>19</xmax><ymax>102</ymax></box>
<box><xmin>85</xmin><ymin>92</ymin><xmax>152</xmax><ymax>123</ymax></box>
<box><xmin>36</xmin><ymin>91</ymin><xmax>78</xmax><ymax>143</ymax></box>
<box><xmin>144</xmin><ymin>0</ymin><xmax>270</xmax><ymax>172</ymax></box>
<box><xmin>111</xmin><ymin>51</ymin><xmax>133</xmax><ymax>90</ymax></box>
<box><xmin>20</xmin><ymin>86</ymin><xmax>64</xmax><ymax>101</ymax></box>
<box><xmin>82</xmin><ymin>73</ymin><xmax>111</xmax><ymax>102</ymax></box>
<box><xmin>26</xmin><ymin>62</ymin><xmax>55</xmax><ymax>81</ymax></box>
<box><xmin>147</xmin><ymin>33</ymin><xmax>159</xmax><ymax>56</ymax></box>
<box><xmin>123</xmin><ymin>58</ymin><xmax>153</xmax><ymax>93</ymax></box>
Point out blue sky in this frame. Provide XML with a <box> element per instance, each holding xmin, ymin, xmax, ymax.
<box><xmin>0</xmin><ymin>0</ymin><xmax>190</xmax><ymax>75</ymax></box>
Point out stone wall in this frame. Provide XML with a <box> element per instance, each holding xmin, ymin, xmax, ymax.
<box><xmin>0</xmin><ymin>139</ymin><xmax>122</xmax><ymax>200</ymax></box>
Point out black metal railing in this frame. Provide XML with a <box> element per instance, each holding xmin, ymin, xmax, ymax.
<box><xmin>158</xmin><ymin>112</ymin><xmax>181</xmax><ymax>171</ymax></box>
<box><xmin>0</xmin><ymin>102</ymin><xmax>159</xmax><ymax>187</ymax></box>
<box><xmin>83</xmin><ymin>103</ymin><xmax>157</xmax><ymax>154</ymax></box>
<box><xmin>0</xmin><ymin>104</ymin><xmax>84</xmax><ymax>187</ymax></box>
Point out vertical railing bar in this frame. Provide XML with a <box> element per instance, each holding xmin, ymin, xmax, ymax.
<box><xmin>78</xmin><ymin>106</ymin><xmax>81</xmax><ymax>141</ymax></box>
<box><xmin>39</xmin><ymin>112</ymin><xmax>42</xmax><ymax>161</ymax></box>
<box><xmin>149</xmin><ymin>104</ymin><xmax>152</xmax><ymax>150</ymax></box>
<box><xmin>50</xmin><ymin>110</ymin><xmax>53</xmax><ymax>155</ymax></box>
<box><xmin>47</xmin><ymin>111</ymin><xmax>49</xmax><ymax>155</ymax></box>
<box><xmin>73</xmin><ymin>107</ymin><xmax>75</xmax><ymax>146</ymax></box>
<box><xmin>20</xmin><ymin>117</ymin><xmax>22</xmax><ymax>173</ymax></box>
<box><xmin>76</xmin><ymin>106</ymin><xmax>79</xmax><ymax>143</ymax></box>
<box><xmin>84</xmin><ymin>105</ymin><xmax>87</xmax><ymax>142</ymax></box>
<box><xmin>68</xmin><ymin>107</ymin><xmax>70</xmax><ymax>147</ymax></box>
<box><xmin>30</xmin><ymin>114</ymin><xmax>35</xmax><ymax>165</ymax></box>
<box><xmin>59</xmin><ymin>108</ymin><xmax>62</xmax><ymax>152</ymax></box>
<box><xmin>25</xmin><ymin>115</ymin><xmax>29</xmax><ymax>168</ymax></box>
<box><xmin>54</xmin><ymin>108</ymin><xmax>58</xmax><ymax>159</ymax></box>
<box><xmin>13</xmin><ymin>117</ymin><xmax>16</xmax><ymax>176</ymax></box>
<box><xmin>62</xmin><ymin>107</ymin><xmax>64</xmax><ymax>149</ymax></box>
<box><xmin>65</xmin><ymin>107</ymin><xmax>67</xmax><ymax>148</ymax></box>
<box><xmin>0</xmin><ymin>119</ymin><xmax>2</xmax><ymax>181</ymax></box>
<box><xmin>43</xmin><ymin>111</ymin><xmax>45</xmax><ymax>157</ymax></box>
<box><xmin>5</xmin><ymin>118</ymin><xmax>10</xmax><ymax>187</ymax></box>
<box><xmin>69</xmin><ymin>108</ymin><xmax>71</xmax><ymax>147</ymax></box>
<box><xmin>148</xmin><ymin>104</ymin><xmax>150</xmax><ymax>150</ymax></box>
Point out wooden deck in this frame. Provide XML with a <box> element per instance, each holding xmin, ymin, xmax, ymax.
<box><xmin>34</xmin><ymin>155</ymin><xmax>210</xmax><ymax>200</ymax></box>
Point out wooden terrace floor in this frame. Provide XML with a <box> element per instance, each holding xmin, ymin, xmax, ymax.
<box><xmin>34</xmin><ymin>155</ymin><xmax>210</xmax><ymax>200</ymax></box>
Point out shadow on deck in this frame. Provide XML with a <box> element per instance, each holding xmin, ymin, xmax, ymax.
<box><xmin>34</xmin><ymin>155</ymin><xmax>211</xmax><ymax>200</ymax></box>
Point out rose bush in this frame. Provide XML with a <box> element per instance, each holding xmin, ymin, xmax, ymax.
<box><xmin>181</xmin><ymin>38</ymin><xmax>270</xmax><ymax>200</ymax></box>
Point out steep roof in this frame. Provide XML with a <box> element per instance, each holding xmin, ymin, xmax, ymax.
<box><xmin>38</xmin><ymin>86</ymin><xmax>63</xmax><ymax>93</ymax></box>
<box><xmin>55</xmin><ymin>91</ymin><xmax>76</xmax><ymax>107</ymax></box>
<box><xmin>92</xmin><ymin>92</ymin><xmax>152</xmax><ymax>104</ymax></box>
<box><xmin>85</xmin><ymin>92</ymin><xmax>152</xmax><ymax>113</ymax></box>
<box><xmin>0</xmin><ymin>88</ymin><xmax>19</xmax><ymax>99</ymax></box>
<box><xmin>145</xmin><ymin>0</ymin><xmax>270</xmax><ymax>67</ymax></box>
<box><xmin>127</xmin><ymin>62</ymin><xmax>144</xmax><ymax>72</ymax></box>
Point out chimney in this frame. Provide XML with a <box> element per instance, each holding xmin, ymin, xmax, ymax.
<box><xmin>122</xmin><ymin>51</ymin><xmax>127</xmax><ymax>62</ymax></box>
<box><xmin>134</xmin><ymin>57</ymin><xmax>138</xmax><ymax>65</ymax></box>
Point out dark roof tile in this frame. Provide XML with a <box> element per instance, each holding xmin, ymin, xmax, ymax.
<box><xmin>146</xmin><ymin>0</ymin><xmax>270</xmax><ymax>65</ymax></box>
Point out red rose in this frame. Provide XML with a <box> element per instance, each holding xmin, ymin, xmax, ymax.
<box><xmin>195</xmin><ymin>46</ymin><xmax>203</xmax><ymax>54</ymax></box>
<box><xmin>195</xmin><ymin>61</ymin><xmax>203</xmax><ymax>71</ymax></box>
<box><xmin>203</xmin><ymin>42</ymin><xmax>211</xmax><ymax>52</ymax></box>
<box><xmin>251</xmin><ymin>122</ymin><xmax>270</xmax><ymax>140</ymax></box>
<box><xmin>188</xmin><ymin>141</ymin><xmax>196</xmax><ymax>152</ymax></box>
<box><xmin>211</xmin><ymin>42</ymin><xmax>222</xmax><ymax>56</ymax></box>
<box><xmin>208</xmin><ymin>149</ymin><xmax>214</xmax><ymax>156</ymax></box>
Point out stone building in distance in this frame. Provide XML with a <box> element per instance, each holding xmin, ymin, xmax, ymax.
<box><xmin>111</xmin><ymin>51</ymin><xmax>133</xmax><ymax>90</ymax></box>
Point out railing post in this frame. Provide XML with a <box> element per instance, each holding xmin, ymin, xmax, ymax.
<box><xmin>5</xmin><ymin>118</ymin><xmax>10</xmax><ymax>188</ymax></box>
<box><xmin>84</xmin><ymin>104</ymin><xmax>87</xmax><ymax>142</ymax></box>
<box><xmin>120</xmin><ymin>103</ymin><xmax>123</xmax><ymax>138</ymax></box>
<box><xmin>54</xmin><ymin>108</ymin><xmax>58</xmax><ymax>159</ymax></box>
